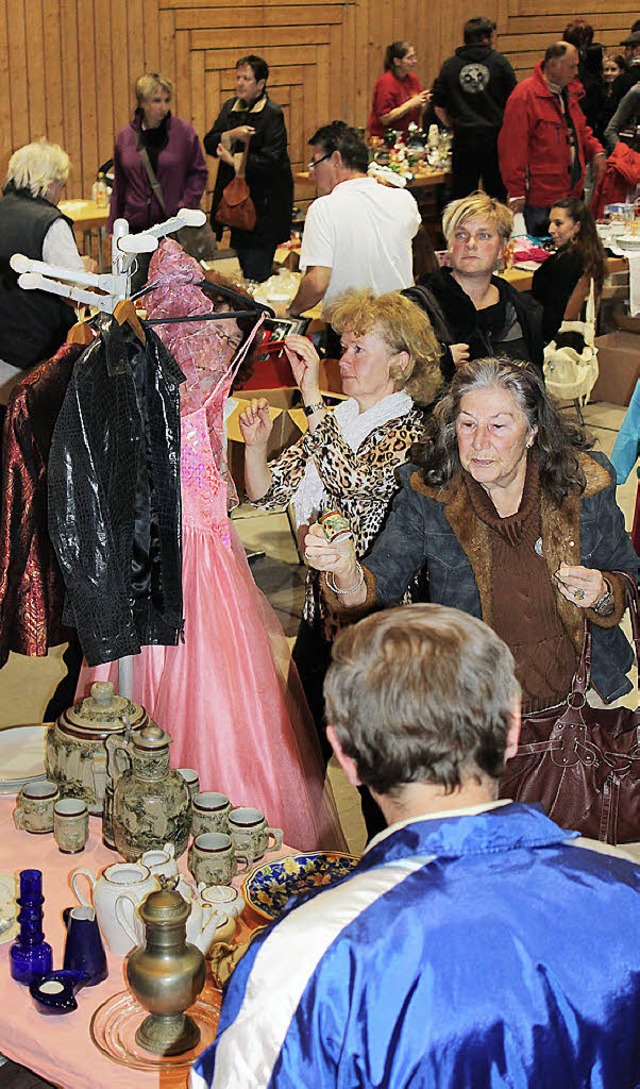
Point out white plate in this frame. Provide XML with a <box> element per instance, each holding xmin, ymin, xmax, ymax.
<box><xmin>617</xmin><ymin>235</ymin><xmax>640</xmax><ymax>250</ymax></box>
<box><xmin>0</xmin><ymin>724</ymin><xmax>49</xmax><ymax>792</ymax></box>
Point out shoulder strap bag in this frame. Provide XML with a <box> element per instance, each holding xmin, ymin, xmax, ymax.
<box><xmin>133</xmin><ymin>132</ymin><xmax>218</xmax><ymax>261</ymax></box>
<box><xmin>499</xmin><ymin>571</ymin><xmax>640</xmax><ymax>845</ymax></box>
<box><xmin>215</xmin><ymin>138</ymin><xmax>257</xmax><ymax>234</ymax></box>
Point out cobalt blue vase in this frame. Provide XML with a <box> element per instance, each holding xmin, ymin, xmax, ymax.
<box><xmin>9</xmin><ymin>869</ymin><xmax>53</xmax><ymax>985</ymax></box>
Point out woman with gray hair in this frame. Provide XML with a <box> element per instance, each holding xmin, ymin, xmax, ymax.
<box><xmin>306</xmin><ymin>357</ymin><xmax>638</xmax><ymax>712</ymax></box>
<box><xmin>0</xmin><ymin>139</ymin><xmax>96</xmax><ymax>413</ymax></box>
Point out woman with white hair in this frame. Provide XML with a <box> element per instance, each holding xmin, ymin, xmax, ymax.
<box><xmin>0</xmin><ymin>138</ymin><xmax>96</xmax><ymax>413</ymax></box>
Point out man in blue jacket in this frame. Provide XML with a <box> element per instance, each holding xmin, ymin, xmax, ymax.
<box><xmin>192</xmin><ymin>604</ymin><xmax>640</xmax><ymax>1089</ymax></box>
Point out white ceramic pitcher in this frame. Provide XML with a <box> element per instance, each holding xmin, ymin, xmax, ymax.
<box><xmin>70</xmin><ymin>862</ymin><xmax>158</xmax><ymax>956</ymax></box>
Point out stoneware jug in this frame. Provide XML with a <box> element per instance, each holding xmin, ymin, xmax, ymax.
<box><xmin>46</xmin><ymin>681</ymin><xmax>149</xmax><ymax>815</ymax></box>
<box><xmin>106</xmin><ymin>723</ymin><xmax>191</xmax><ymax>861</ymax></box>
<box><xmin>71</xmin><ymin>862</ymin><xmax>158</xmax><ymax>956</ymax></box>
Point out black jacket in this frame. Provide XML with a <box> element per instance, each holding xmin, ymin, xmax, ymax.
<box><xmin>204</xmin><ymin>93</ymin><xmax>293</xmax><ymax>247</ymax></box>
<box><xmin>432</xmin><ymin>45</ymin><xmax>516</xmax><ymax>134</ymax></box>
<box><xmin>48</xmin><ymin>317</ymin><xmax>185</xmax><ymax>667</ymax></box>
<box><xmin>404</xmin><ymin>268</ymin><xmax>544</xmax><ymax>381</ymax></box>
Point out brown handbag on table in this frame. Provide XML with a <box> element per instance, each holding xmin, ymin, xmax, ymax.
<box><xmin>498</xmin><ymin>571</ymin><xmax>640</xmax><ymax>845</ymax></box>
<box><xmin>215</xmin><ymin>138</ymin><xmax>257</xmax><ymax>233</ymax></box>
<box><xmin>134</xmin><ymin>135</ymin><xmax>218</xmax><ymax>261</ymax></box>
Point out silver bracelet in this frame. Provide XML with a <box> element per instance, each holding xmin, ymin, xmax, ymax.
<box><xmin>592</xmin><ymin>577</ymin><xmax>615</xmax><ymax>617</ymax></box>
<box><xmin>325</xmin><ymin>563</ymin><xmax>364</xmax><ymax>596</ymax></box>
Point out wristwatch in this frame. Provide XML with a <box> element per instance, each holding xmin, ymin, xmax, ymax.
<box><xmin>303</xmin><ymin>399</ymin><xmax>325</xmax><ymax>417</ymax></box>
<box><xmin>592</xmin><ymin>577</ymin><xmax>615</xmax><ymax>617</ymax></box>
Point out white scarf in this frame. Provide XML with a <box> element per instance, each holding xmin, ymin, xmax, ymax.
<box><xmin>291</xmin><ymin>390</ymin><xmax>414</xmax><ymax>526</ymax></box>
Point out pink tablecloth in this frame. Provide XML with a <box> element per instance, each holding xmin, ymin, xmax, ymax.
<box><xmin>0</xmin><ymin>794</ymin><xmax>238</xmax><ymax>1089</ymax></box>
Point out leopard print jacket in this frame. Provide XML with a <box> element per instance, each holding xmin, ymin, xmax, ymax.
<box><xmin>252</xmin><ymin>405</ymin><xmax>426</xmax><ymax>627</ymax></box>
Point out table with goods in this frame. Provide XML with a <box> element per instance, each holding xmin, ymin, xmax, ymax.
<box><xmin>0</xmin><ymin>684</ymin><xmax>358</xmax><ymax>1088</ymax></box>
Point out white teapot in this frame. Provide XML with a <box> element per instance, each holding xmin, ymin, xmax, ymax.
<box><xmin>116</xmin><ymin>875</ymin><xmax>226</xmax><ymax>956</ymax></box>
<box><xmin>71</xmin><ymin>861</ymin><xmax>158</xmax><ymax>956</ymax></box>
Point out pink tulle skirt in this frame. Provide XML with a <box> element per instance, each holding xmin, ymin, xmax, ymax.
<box><xmin>78</xmin><ymin>521</ymin><xmax>343</xmax><ymax>852</ymax></box>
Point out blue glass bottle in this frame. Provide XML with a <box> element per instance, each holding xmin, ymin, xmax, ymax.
<box><xmin>9</xmin><ymin>869</ymin><xmax>53</xmax><ymax>985</ymax></box>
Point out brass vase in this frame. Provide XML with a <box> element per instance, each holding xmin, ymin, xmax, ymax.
<box><xmin>126</xmin><ymin>880</ymin><xmax>206</xmax><ymax>1055</ymax></box>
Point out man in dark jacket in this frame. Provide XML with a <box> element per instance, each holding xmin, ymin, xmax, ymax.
<box><xmin>432</xmin><ymin>16</ymin><xmax>516</xmax><ymax>201</ymax></box>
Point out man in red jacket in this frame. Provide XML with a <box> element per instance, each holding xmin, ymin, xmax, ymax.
<box><xmin>498</xmin><ymin>42</ymin><xmax>606</xmax><ymax>236</ymax></box>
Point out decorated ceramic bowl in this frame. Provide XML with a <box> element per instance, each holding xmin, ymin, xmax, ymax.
<box><xmin>243</xmin><ymin>851</ymin><xmax>360</xmax><ymax>921</ymax></box>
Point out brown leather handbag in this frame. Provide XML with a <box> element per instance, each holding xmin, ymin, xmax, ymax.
<box><xmin>499</xmin><ymin>572</ymin><xmax>640</xmax><ymax>845</ymax></box>
<box><xmin>215</xmin><ymin>138</ymin><xmax>257</xmax><ymax>233</ymax></box>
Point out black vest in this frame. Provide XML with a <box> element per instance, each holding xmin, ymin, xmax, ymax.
<box><xmin>0</xmin><ymin>188</ymin><xmax>76</xmax><ymax>369</ymax></box>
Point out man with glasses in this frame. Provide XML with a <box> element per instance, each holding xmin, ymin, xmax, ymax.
<box><xmin>287</xmin><ymin>121</ymin><xmax>420</xmax><ymax>324</ymax></box>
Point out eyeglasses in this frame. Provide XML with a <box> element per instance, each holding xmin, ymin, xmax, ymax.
<box><xmin>215</xmin><ymin>329</ymin><xmax>243</xmax><ymax>350</ymax></box>
<box><xmin>308</xmin><ymin>151</ymin><xmax>333</xmax><ymax>172</ymax></box>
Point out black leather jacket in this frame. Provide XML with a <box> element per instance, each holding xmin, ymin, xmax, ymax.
<box><xmin>48</xmin><ymin>316</ymin><xmax>185</xmax><ymax>666</ymax></box>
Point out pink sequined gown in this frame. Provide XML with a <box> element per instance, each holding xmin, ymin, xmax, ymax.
<box><xmin>78</xmin><ymin>241</ymin><xmax>342</xmax><ymax>851</ymax></box>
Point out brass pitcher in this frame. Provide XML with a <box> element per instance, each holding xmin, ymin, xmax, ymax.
<box><xmin>126</xmin><ymin>879</ymin><xmax>205</xmax><ymax>1055</ymax></box>
<box><xmin>106</xmin><ymin>723</ymin><xmax>191</xmax><ymax>862</ymax></box>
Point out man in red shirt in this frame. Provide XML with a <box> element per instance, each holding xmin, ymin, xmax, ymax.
<box><xmin>498</xmin><ymin>42</ymin><xmax>605</xmax><ymax>236</ymax></box>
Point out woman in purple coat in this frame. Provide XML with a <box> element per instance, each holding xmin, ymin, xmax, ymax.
<box><xmin>108</xmin><ymin>72</ymin><xmax>208</xmax><ymax>284</ymax></box>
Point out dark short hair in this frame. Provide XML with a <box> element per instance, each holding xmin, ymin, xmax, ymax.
<box><xmin>562</xmin><ymin>19</ymin><xmax>594</xmax><ymax>50</ymax></box>
<box><xmin>236</xmin><ymin>55</ymin><xmax>269</xmax><ymax>83</ymax></box>
<box><xmin>308</xmin><ymin>121</ymin><xmax>369</xmax><ymax>173</ymax></box>
<box><xmin>543</xmin><ymin>41</ymin><xmax>572</xmax><ymax>65</ymax></box>
<box><xmin>324</xmin><ymin>604</ymin><xmax>519</xmax><ymax>796</ymax></box>
<box><xmin>463</xmin><ymin>17</ymin><xmax>496</xmax><ymax>45</ymax></box>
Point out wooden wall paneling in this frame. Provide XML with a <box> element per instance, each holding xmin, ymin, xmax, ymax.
<box><xmin>159</xmin><ymin>6</ymin><xmax>176</xmax><ymax>84</ymax></box>
<box><xmin>0</xmin><ymin>0</ymin><xmax>11</xmax><ymax>174</ymax></box>
<box><xmin>93</xmin><ymin>0</ymin><xmax>114</xmax><ymax>175</ymax></box>
<box><xmin>7</xmin><ymin>0</ymin><xmax>30</xmax><ymax>151</ymax></box>
<box><xmin>290</xmin><ymin>83</ymin><xmax>304</xmax><ymax>167</ymax></box>
<box><xmin>190</xmin><ymin>45</ymin><xmax>206</xmax><ymax>152</ymax></box>
<box><xmin>59</xmin><ymin>0</ymin><xmax>82</xmax><ymax>194</ymax></box>
<box><xmin>328</xmin><ymin>23</ymin><xmax>342</xmax><ymax>123</ymax></box>
<box><xmin>109</xmin><ymin>0</ymin><xmax>130</xmax><ymax>166</ymax></box>
<box><xmin>317</xmin><ymin>43</ymin><xmax>330</xmax><ymax>131</ymax></box>
<box><xmin>175</xmin><ymin>29</ymin><xmax>192</xmax><ymax>121</ymax></box>
<box><xmin>143</xmin><ymin>0</ymin><xmax>161</xmax><ymax>71</ymax></box>
<box><xmin>43</xmin><ymin>0</ymin><xmax>64</xmax><ymax>148</ymax></box>
<box><xmin>176</xmin><ymin>4</ymin><xmax>344</xmax><ymax>30</ymax></box>
<box><xmin>304</xmin><ymin>55</ymin><xmax>318</xmax><ymax>144</ymax></box>
<box><xmin>341</xmin><ymin>0</ymin><xmax>355</xmax><ymax>119</ymax></box>
<box><xmin>25</xmin><ymin>0</ymin><xmax>46</xmax><ymax>140</ymax></box>
<box><xmin>77</xmin><ymin>0</ymin><xmax>99</xmax><ymax>193</ymax></box>
<box><xmin>126</xmin><ymin>0</ymin><xmax>145</xmax><ymax>112</ymax></box>
<box><xmin>353</xmin><ymin>0</ymin><xmax>369</xmax><ymax>126</ymax></box>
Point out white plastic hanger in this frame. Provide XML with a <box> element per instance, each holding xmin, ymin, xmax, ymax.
<box><xmin>10</xmin><ymin>209</ymin><xmax>206</xmax><ymax>312</ymax></box>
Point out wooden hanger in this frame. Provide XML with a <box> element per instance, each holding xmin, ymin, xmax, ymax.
<box><xmin>113</xmin><ymin>298</ymin><xmax>146</xmax><ymax>344</ymax></box>
<box><xmin>67</xmin><ymin>320</ymin><xmax>97</xmax><ymax>345</ymax></box>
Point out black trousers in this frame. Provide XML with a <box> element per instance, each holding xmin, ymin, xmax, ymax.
<box><xmin>451</xmin><ymin>133</ymin><xmax>507</xmax><ymax>202</ymax></box>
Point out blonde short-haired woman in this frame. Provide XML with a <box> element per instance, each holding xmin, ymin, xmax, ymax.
<box><xmin>404</xmin><ymin>192</ymin><xmax>544</xmax><ymax>382</ymax></box>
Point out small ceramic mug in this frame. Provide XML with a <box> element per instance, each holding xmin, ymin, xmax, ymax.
<box><xmin>14</xmin><ymin>780</ymin><xmax>60</xmax><ymax>834</ymax></box>
<box><xmin>228</xmin><ymin>807</ymin><xmax>283</xmax><ymax>861</ymax></box>
<box><xmin>188</xmin><ymin>833</ymin><xmax>252</xmax><ymax>887</ymax></box>
<box><xmin>53</xmin><ymin>798</ymin><xmax>89</xmax><ymax>854</ymax></box>
<box><xmin>191</xmin><ymin>792</ymin><xmax>232</xmax><ymax>837</ymax></box>
<box><xmin>177</xmin><ymin>769</ymin><xmax>200</xmax><ymax>801</ymax></box>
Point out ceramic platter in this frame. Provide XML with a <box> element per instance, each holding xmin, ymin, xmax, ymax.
<box><xmin>0</xmin><ymin>723</ymin><xmax>49</xmax><ymax>793</ymax></box>
<box><xmin>243</xmin><ymin>851</ymin><xmax>360</xmax><ymax>922</ymax></box>
<box><xmin>618</xmin><ymin>235</ymin><xmax>640</xmax><ymax>250</ymax></box>
<box><xmin>0</xmin><ymin>873</ymin><xmax>18</xmax><ymax>945</ymax></box>
<box><xmin>90</xmin><ymin>987</ymin><xmax>222</xmax><ymax>1071</ymax></box>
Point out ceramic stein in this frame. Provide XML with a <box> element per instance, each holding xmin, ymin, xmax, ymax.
<box><xmin>191</xmin><ymin>792</ymin><xmax>232</xmax><ymax>837</ymax></box>
<box><xmin>177</xmin><ymin>769</ymin><xmax>200</xmax><ymax>801</ymax></box>
<box><xmin>228</xmin><ymin>807</ymin><xmax>283</xmax><ymax>861</ymax></box>
<box><xmin>71</xmin><ymin>862</ymin><xmax>158</xmax><ymax>956</ymax></box>
<box><xmin>188</xmin><ymin>833</ymin><xmax>252</xmax><ymax>887</ymax></box>
<box><xmin>53</xmin><ymin>798</ymin><xmax>89</xmax><ymax>854</ymax></box>
<box><xmin>13</xmin><ymin>781</ymin><xmax>59</xmax><ymax>835</ymax></box>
